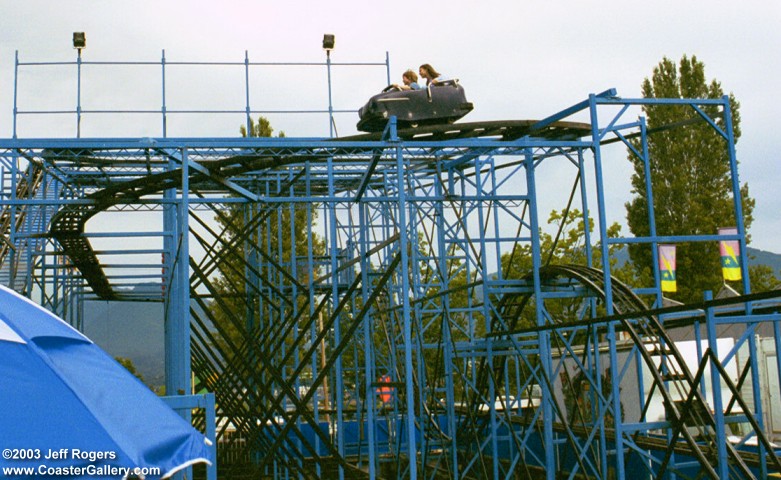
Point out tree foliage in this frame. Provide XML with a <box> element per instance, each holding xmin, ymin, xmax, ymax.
<box><xmin>625</xmin><ymin>55</ymin><xmax>755</xmax><ymax>303</ymax></box>
<box><xmin>500</xmin><ymin>209</ymin><xmax>631</xmax><ymax>330</ymax></box>
<box><xmin>205</xmin><ymin>116</ymin><xmax>324</xmax><ymax>365</ymax></box>
<box><xmin>115</xmin><ymin>356</ymin><xmax>161</xmax><ymax>393</ymax></box>
<box><xmin>240</xmin><ymin>116</ymin><xmax>284</xmax><ymax>139</ymax></box>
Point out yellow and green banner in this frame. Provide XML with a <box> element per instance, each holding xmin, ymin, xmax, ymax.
<box><xmin>658</xmin><ymin>244</ymin><xmax>677</xmax><ymax>293</ymax></box>
<box><xmin>718</xmin><ymin>227</ymin><xmax>742</xmax><ymax>281</ymax></box>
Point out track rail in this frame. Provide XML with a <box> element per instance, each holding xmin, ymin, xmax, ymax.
<box><xmin>46</xmin><ymin>120</ymin><xmax>591</xmax><ymax>300</ymax></box>
<box><xmin>341</xmin><ymin>119</ymin><xmax>592</xmax><ymax>142</ymax></box>
<box><xmin>474</xmin><ymin>264</ymin><xmax>781</xmax><ymax>479</ymax></box>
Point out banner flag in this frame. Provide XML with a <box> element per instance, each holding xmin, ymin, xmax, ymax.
<box><xmin>718</xmin><ymin>227</ymin><xmax>742</xmax><ymax>281</ymax></box>
<box><xmin>658</xmin><ymin>244</ymin><xmax>677</xmax><ymax>293</ymax></box>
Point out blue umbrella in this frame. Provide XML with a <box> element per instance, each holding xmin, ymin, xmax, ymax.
<box><xmin>0</xmin><ymin>285</ymin><xmax>213</xmax><ymax>478</ymax></box>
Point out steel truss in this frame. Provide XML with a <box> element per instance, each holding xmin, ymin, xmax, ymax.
<box><xmin>2</xmin><ymin>89</ymin><xmax>781</xmax><ymax>480</ymax></box>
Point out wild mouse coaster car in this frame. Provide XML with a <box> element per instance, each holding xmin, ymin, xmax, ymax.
<box><xmin>357</xmin><ymin>80</ymin><xmax>474</xmax><ymax>132</ymax></box>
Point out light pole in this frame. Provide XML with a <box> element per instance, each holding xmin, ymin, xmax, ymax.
<box><xmin>73</xmin><ymin>32</ymin><xmax>86</xmax><ymax>138</ymax></box>
<box><xmin>323</xmin><ymin>34</ymin><xmax>335</xmax><ymax>137</ymax></box>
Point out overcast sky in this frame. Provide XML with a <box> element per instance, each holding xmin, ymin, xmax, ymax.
<box><xmin>1</xmin><ymin>0</ymin><xmax>779</xmax><ymax>253</ymax></box>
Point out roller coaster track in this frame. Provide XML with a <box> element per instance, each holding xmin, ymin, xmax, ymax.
<box><xmin>471</xmin><ymin>264</ymin><xmax>781</xmax><ymax>479</ymax></box>
<box><xmin>341</xmin><ymin>119</ymin><xmax>592</xmax><ymax>142</ymax></box>
<box><xmin>46</xmin><ymin>120</ymin><xmax>591</xmax><ymax>300</ymax></box>
<box><xmin>48</xmin><ymin>150</ymin><xmax>305</xmax><ymax>299</ymax></box>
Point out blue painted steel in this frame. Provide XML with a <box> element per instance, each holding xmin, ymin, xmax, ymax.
<box><xmin>162</xmin><ymin>393</ymin><xmax>218</xmax><ymax>480</ymax></box>
<box><xmin>704</xmin><ymin>291</ymin><xmax>729</xmax><ymax>478</ymax></box>
<box><xmin>162</xmin><ymin>50</ymin><xmax>167</xmax><ymax>137</ymax></box>
<box><xmin>523</xmin><ymin>146</ymin><xmax>554</xmax><ymax>480</ymax></box>
<box><xmin>3</xmin><ymin>51</ymin><xmax>781</xmax><ymax>479</ymax></box>
<box><xmin>13</xmin><ymin>51</ymin><xmax>18</xmax><ymax>138</ymax></box>
<box><xmin>589</xmin><ymin>93</ymin><xmax>626</xmax><ymax>479</ymax></box>
<box><xmin>76</xmin><ymin>49</ymin><xmax>82</xmax><ymax>138</ymax></box>
<box><xmin>326</xmin><ymin>49</ymin><xmax>334</xmax><ymax>138</ymax></box>
<box><xmin>394</xmin><ymin>137</ymin><xmax>418</xmax><ymax>479</ymax></box>
<box><xmin>12</xmin><ymin>51</ymin><xmax>389</xmax><ymax>138</ymax></box>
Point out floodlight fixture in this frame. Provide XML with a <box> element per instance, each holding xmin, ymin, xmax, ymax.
<box><xmin>322</xmin><ymin>34</ymin><xmax>335</xmax><ymax>51</ymax></box>
<box><xmin>73</xmin><ymin>32</ymin><xmax>86</xmax><ymax>50</ymax></box>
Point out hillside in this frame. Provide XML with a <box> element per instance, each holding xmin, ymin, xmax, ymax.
<box><xmin>82</xmin><ymin>292</ymin><xmax>165</xmax><ymax>390</ymax></box>
<box><xmin>613</xmin><ymin>246</ymin><xmax>781</xmax><ymax>279</ymax></box>
<box><xmin>747</xmin><ymin>247</ymin><xmax>781</xmax><ymax>278</ymax></box>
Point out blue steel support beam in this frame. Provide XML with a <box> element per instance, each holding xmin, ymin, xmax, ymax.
<box><xmin>325</xmin><ymin>150</ymin><xmax>346</xmax><ymax>480</ymax></box>
<box><xmin>395</xmin><ymin>141</ymin><xmax>418</xmax><ymax>479</ymax></box>
<box><xmin>524</xmin><ymin>146</ymin><xmax>555</xmax><ymax>480</ymax></box>
<box><xmin>12</xmin><ymin>51</ymin><xmax>18</xmax><ymax>139</ymax></box>
<box><xmin>4</xmin><ymin>83</ymin><xmax>780</xmax><ymax>480</ymax></box>
<box><xmin>162</xmin><ymin>393</ymin><xmax>217</xmax><ymax>480</ymax></box>
<box><xmin>529</xmin><ymin>88</ymin><xmax>616</xmax><ymax>134</ymax></box>
<box><xmin>588</xmin><ymin>93</ymin><xmax>626</xmax><ymax>479</ymax></box>
<box><xmin>165</xmin><ymin>148</ymin><xmax>192</xmax><ymax>400</ymax></box>
<box><xmin>358</xmin><ymin>200</ymin><xmax>377</xmax><ymax>479</ymax></box>
<box><xmin>722</xmin><ymin>97</ymin><xmax>751</xmax><ymax>295</ymax></box>
<box><xmin>704</xmin><ymin>291</ymin><xmax>729</xmax><ymax>479</ymax></box>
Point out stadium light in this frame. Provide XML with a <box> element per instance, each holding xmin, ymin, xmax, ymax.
<box><xmin>322</xmin><ymin>34</ymin><xmax>335</xmax><ymax>51</ymax></box>
<box><xmin>73</xmin><ymin>32</ymin><xmax>86</xmax><ymax>51</ymax></box>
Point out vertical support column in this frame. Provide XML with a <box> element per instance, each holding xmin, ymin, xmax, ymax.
<box><xmin>578</xmin><ymin>148</ymin><xmax>593</xmax><ymax>269</ymax></box>
<box><xmin>434</xmin><ymin>162</ymin><xmax>459</xmax><ymax>479</ymax></box>
<box><xmin>13</xmin><ymin>51</ymin><xmax>19</xmax><ymax>139</ymax></box>
<box><xmin>325</xmin><ymin>152</ymin><xmax>346</xmax><ymax>480</ymax></box>
<box><xmin>165</xmin><ymin>149</ymin><xmax>191</xmax><ymax>401</ymax></box>
<box><xmin>475</xmin><ymin>157</ymin><xmax>499</xmax><ymax>479</ymax></box>
<box><xmin>723</xmin><ymin>96</ymin><xmax>768</xmax><ymax>476</ymax></box>
<box><xmin>630</xmin><ymin>117</ymin><xmax>650</xmax><ymax>464</ymax></box>
<box><xmin>634</xmin><ymin>118</ymin><xmax>664</xmax><ymax>308</ymax></box>
<box><xmin>359</xmin><ymin>200</ymin><xmax>377</xmax><ymax>478</ymax></box>
<box><xmin>7</xmin><ymin>153</ymin><xmax>18</xmax><ymax>290</ymax></box>
<box><xmin>163</xmin><ymin>161</ymin><xmax>175</xmax><ymax>394</ymax></box>
<box><xmin>385</xmin><ymin>51</ymin><xmax>391</xmax><ymax>86</ymax></box>
<box><xmin>244</xmin><ymin>50</ymin><xmax>252</xmax><ymax>135</ymax></box>
<box><xmin>704</xmin><ymin>291</ymin><xmax>728</xmax><ymax>478</ymax></box>
<box><xmin>161</xmin><ymin>50</ymin><xmax>167</xmax><ymax>138</ymax></box>
<box><xmin>722</xmin><ymin>97</ymin><xmax>749</xmax><ymax>294</ymax></box>
<box><xmin>326</xmin><ymin>50</ymin><xmax>334</xmax><ymax>138</ymax></box>
<box><xmin>589</xmin><ymin>94</ymin><xmax>625</xmax><ymax>478</ymax></box>
<box><xmin>395</xmin><ymin>140</ymin><xmax>418</xmax><ymax>479</ymax></box>
<box><xmin>76</xmin><ymin>48</ymin><xmax>83</xmax><ymax>138</ymax></box>
<box><xmin>524</xmin><ymin>147</ymin><xmax>555</xmax><ymax>480</ymax></box>
<box><xmin>204</xmin><ymin>392</ymin><xmax>218</xmax><ymax>480</ymax></box>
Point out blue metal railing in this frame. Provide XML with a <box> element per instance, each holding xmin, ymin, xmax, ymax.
<box><xmin>12</xmin><ymin>50</ymin><xmax>390</xmax><ymax>139</ymax></box>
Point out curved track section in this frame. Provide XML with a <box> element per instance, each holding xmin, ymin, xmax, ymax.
<box><xmin>472</xmin><ymin>264</ymin><xmax>781</xmax><ymax>478</ymax></box>
<box><xmin>48</xmin><ymin>119</ymin><xmax>592</xmax><ymax>300</ymax></box>
<box><xmin>48</xmin><ymin>152</ymin><xmax>301</xmax><ymax>299</ymax></box>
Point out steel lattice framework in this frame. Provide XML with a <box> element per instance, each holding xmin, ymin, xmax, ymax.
<box><xmin>2</xmin><ymin>52</ymin><xmax>781</xmax><ymax>480</ymax></box>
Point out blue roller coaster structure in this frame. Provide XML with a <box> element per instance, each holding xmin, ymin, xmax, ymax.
<box><xmin>2</xmin><ymin>49</ymin><xmax>781</xmax><ymax>479</ymax></box>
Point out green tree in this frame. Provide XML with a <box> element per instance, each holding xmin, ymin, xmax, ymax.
<box><xmin>749</xmin><ymin>264</ymin><xmax>780</xmax><ymax>293</ymax></box>
<box><xmin>199</xmin><ymin>116</ymin><xmax>324</xmax><ymax>386</ymax></box>
<box><xmin>116</xmin><ymin>356</ymin><xmax>144</xmax><ymax>380</ymax></box>
<box><xmin>486</xmin><ymin>210</ymin><xmax>630</xmax><ymax>416</ymax></box>
<box><xmin>497</xmin><ymin>209</ymin><xmax>632</xmax><ymax>341</ymax></box>
<box><xmin>115</xmin><ymin>356</ymin><xmax>161</xmax><ymax>393</ymax></box>
<box><xmin>240</xmin><ymin>116</ymin><xmax>284</xmax><ymax>139</ymax></box>
<box><xmin>625</xmin><ymin>55</ymin><xmax>755</xmax><ymax>303</ymax></box>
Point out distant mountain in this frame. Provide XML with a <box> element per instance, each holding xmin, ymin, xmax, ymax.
<box><xmin>746</xmin><ymin>247</ymin><xmax>781</xmax><ymax>278</ymax></box>
<box><xmin>613</xmin><ymin>246</ymin><xmax>781</xmax><ymax>278</ymax></box>
<box><xmin>82</xmin><ymin>288</ymin><xmax>164</xmax><ymax>389</ymax></box>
